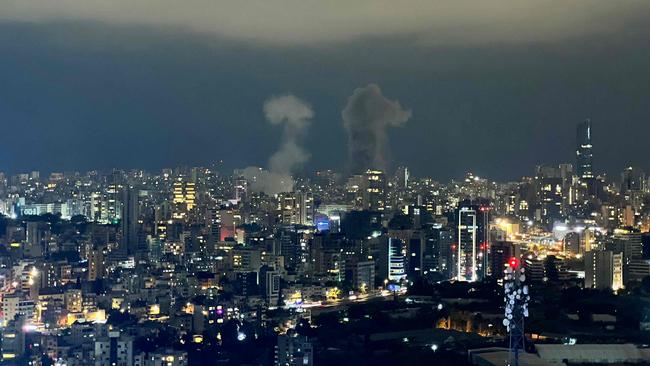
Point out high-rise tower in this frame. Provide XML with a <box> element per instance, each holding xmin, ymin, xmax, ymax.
<box><xmin>362</xmin><ymin>170</ymin><xmax>387</xmax><ymax>211</ymax></box>
<box><xmin>576</xmin><ymin>119</ymin><xmax>593</xmax><ymax>179</ymax></box>
<box><xmin>121</xmin><ymin>186</ymin><xmax>139</xmax><ymax>255</ymax></box>
<box><xmin>455</xmin><ymin>201</ymin><xmax>489</xmax><ymax>282</ymax></box>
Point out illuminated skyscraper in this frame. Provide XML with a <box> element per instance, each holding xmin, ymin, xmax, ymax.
<box><xmin>388</xmin><ymin>238</ymin><xmax>406</xmax><ymax>282</ymax></box>
<box><xmin>106</xmin><ymin>170</ymin><xmax>124</xmax><ymax>224</ymax></box>
<box><xmin>455</xmin><ymin>202</ymin><xmax>490</xmax><ymax>281</ymax></box>
<box><xmin>584</xmin><ymin>250</ymin><xmax>624</xmax><ymax>291</ymax></box>
<box><xmin>296</xmin><ymin>191</ymin><xmax>314</xmax><ymax>226</ymax></box>
<box><xmin>172</xmin><ymin>178</ymin><xmax>196</xmax><ymax>220</ymax></box>
<box><xmin>576</xmin><ymin>119</ymin><xmax>593</xmax><ymax>179</ymax></box>
<box><xmin>278</xmin><ymin>193</ymin><xmax>297</xmax><ymax>225</ymax></box>
<box><xmin>87</xmin><ymin>246</ymin><xmax>105</xmax><ymax>281</ymax></box>
<box><xmin>534</xmin><ymin>166</ymin><xmax>564</xmax><ymax>226</ymax></box>
<box><xmin>362</xmin><ymin>170</ymin><xmax>386</xmax><ymax>211</ymax></box>
<box><xmin>456</xmin><ymin>206</ymin><xmax>478</xmax><ymax>281</ymax></box>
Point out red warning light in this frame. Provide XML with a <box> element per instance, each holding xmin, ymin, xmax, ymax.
<box><xmin>508</xmin><ymin>257</ymin><xmax>519</xmax><ymax>269</ymax></box>
<box><xmin>451</xmin><ymin>244</ymin><xmax>457</xmax><ymax>251</ymax></box>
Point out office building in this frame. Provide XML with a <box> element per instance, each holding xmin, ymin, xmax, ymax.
<box><xmin>172</xmin><ymin>178</ymin><xmax>196</xmax><ymax>220</ymax></box>
<box><xmin>362</xmin><ymin>170</ymin><xmax>387</xmax><ymax>211</ymax></box>
<box><xmin>388</xmin><ymin>238</ymin><xmax>406</xmax><ymax>282</ymax></box>
<box><xmin>455</xmin><ymin>203</ymin><xmax>489</xmax><ymax>281</ymax></box>
<box><xmin>490</xmin><ymin>241</ymin><xmax>515</xmax><ymax>280</ymax></box>
<box><xmin>584</xmin><ymin>250</ymin><xmax>623</xmax><ymax>291</ymax></box>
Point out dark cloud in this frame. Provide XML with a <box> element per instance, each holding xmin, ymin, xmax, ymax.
<box><xmin>1</xmin><ymin>0</ymin><xmax>649</xmax><ymax>45</ymax></box>
<box><xmin>0</xmin><ymin>20</ymin><xmax>649</xmax><ymax>181</ymax></box>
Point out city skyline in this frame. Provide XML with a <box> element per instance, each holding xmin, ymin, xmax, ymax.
<box><xmin>1</xmin><ymin>121</ymin><xmax>643</xmax><ymax>180</ymax></box>
<box><xmin>1</xmin><ymin>1</ymin><xmax>650</xmax><ymax>179</ymax></box>
<box><xmin>1</xmin><ymin>2</ymin><xmax>650</xmax><ymax>366</ymax></box>
<box><xmin>0</xmin><ymin>115</ymin><xmax>644</xmax><ymax>184</ymax></box>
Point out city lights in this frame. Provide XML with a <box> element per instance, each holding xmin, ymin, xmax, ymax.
<box><xmin>0</xmin><ymin>8</ymin><xmax>644</xmax><ymax>364</ymax></box>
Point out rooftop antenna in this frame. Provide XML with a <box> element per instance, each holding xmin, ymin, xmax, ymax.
<box><xmin>503</xmin><ymin>257</ymin><xmax>530</xmax><ymax>366</ymax></box>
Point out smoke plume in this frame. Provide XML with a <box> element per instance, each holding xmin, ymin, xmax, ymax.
<box><xmin>241</xmin><ymin>94</ymin><xmax>313</xmax><ymax>195</ymax></box>
<box><xmin>239</xmin><ymin>166</ymin><xmax>294</xmax><ymax>196</ymax></box>
<box><xmin>264</xmin><ymin>95</ymin><xmax>313</xmax><ymax>174</ymax></box>
<box><xmin>342</xmin><ymin>84</ymin><xmax>411</xmax><ymax>174</ymax></box>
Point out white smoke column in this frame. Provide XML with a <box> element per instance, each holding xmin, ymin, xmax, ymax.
<box><xmin>342</xmin><ymin>84</ymin><xmax>411</xmax><ymax>173</ymax></box>
<box><xmin>264</xmin><ymin>94</ymin><xmax>314</xmax><ymax>174</ymax></box>
<box><xmin>239</xmin><ymin>94</ymin><xmax>313</xmax><ymax>195</ymax></box>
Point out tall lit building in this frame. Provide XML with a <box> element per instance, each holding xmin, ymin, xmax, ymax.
<box><xmin>387</xmin><ymin>238</ymin><xmax>406</xmax><ymax>282</ymax></box>
<box><xmin>534</xmin><ymin>167</ymin><xmax>564</xmax><ymax>226</ymax></box>
<box><xmin>584</xmin><ymin>250</ymin><xmax>623</xmax><ymax>291</ymax></box>
<box><xmin>278</xmin><ymin>194</ymin><xmax>297</xmax><ymax>225</ymax></box>
<box><xmin>362</xmin><ymin>170</ymin><xmax>386</xmax><ymax>211</ymax></box>
<box><xmin>277</xmin><ymin>191</ymin><xmax>314</xmax><ymax>226</ymax></box>
<box><xmin>87</xmin><ymin>247</ymin><xmax>105</xmax><ymax>281</ymax></box>
<box><xmin>278</xmin><ymin>192</ymin><xmax>314</xmax><ymax>225</ymax></box>
<box><xmin>296</xmin><ymin>191</ymin><xmax>314</xmax><ymax>226</ymax></box>
<box><xmin>576</xmin><ymin>119</ymin><xmax>593</xmax><ymax>179</ymax></box>
<box><xmin>454</xmin><ymin>202</ymin><xmax>489</xmax><ymax>282</ymax></box>
<box><xmin>106</xmin><ymin>171</ymin><xmax>123</xmax><ymax>224</ymax></box>
<box><xmin>456</xmin><ymin>206</ymin><xmax>478</xmax><ymax>282</ymax></box>
<box><xmin>172</xmin><ymin>178</ymin><xmax>196</xmax><ymax>220</ymax></box>
<box><xmin>490</xmin><ymin>241</ymin><xmax>515</xmax><ymax>280</ymax></box>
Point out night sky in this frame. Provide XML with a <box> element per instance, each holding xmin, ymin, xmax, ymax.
<box><xmin>1</xmin><ymin>1</ymin><xmax>649</xmax><ymax>181</ymax></box>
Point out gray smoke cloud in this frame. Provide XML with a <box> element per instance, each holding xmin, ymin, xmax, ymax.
<box><xmin>239</xmin><ymin>166</ymin><xmax>294</xmax><ymax>196</ymax></box>
<box><xmin>342</xmin><ymin>84</ymin><xmax>411</xmax><ymax>174</ymax></box>
<box><xmin>265</xmin><ymin>95</ymin><xmax>314</xmax><ymax>174</ymax></box>
<box><xmin>241</xmin><ymin>94</ymin><xmax>313</xmax><ymax>195</ymax></box>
